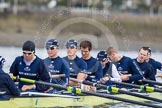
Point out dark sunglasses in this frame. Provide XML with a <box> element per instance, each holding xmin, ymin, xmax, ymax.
<box><xmin>23</xmin><ymin>51</ymin><xmax>33</xmax><ymax>55</ymax></box>
<box><xmin>101</xmin><ymin>60</ymin><xmax>106</xmax><ymax>62</ymax></box>
<box><xmin>46</xmin><ymin>46</ymin><xmax>57</xmax><ymax>50</ymax></box>
<box><xmin>100</xmin><ymin>58</ymin><xmax>107</xmax><ymax>62</ymax></box>
<box><xmin>66</xmin><ymin>46</ymin><xmax>76</xmax><ymax>49</ymax></box>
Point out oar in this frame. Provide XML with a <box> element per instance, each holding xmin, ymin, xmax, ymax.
<box><xmin>13</xmin><ymin>77</ymin><xmax>162</xmax><ymax>108</ymax></box>
<box><xmin>20</xmin><ymin>92</ymin><xmax>79</xmax><ymax>99</ymax></box>
<box><xmin>142</xmin><ymin>79</ymin><xmax>162</xmax><ymax>86</ymax></box>
<box><xmin>70</xmin><ymin>78</ymin><xmax>162</xmax><ymax>103</ymax></box>
<box><xmin>0</xmin><ymin>91</ymin><xmax>6</xmax><ymax>95</ymax></box>
<box><xmin>110</xmin><ymin>80</ymin><xmax>162</xmax><ymax>93</ymax></box>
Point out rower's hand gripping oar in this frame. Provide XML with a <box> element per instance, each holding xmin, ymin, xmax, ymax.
<box><xmin>13</xmin><ymin>77</ymin><xmax>162</xmax><ymax>108</ymax></box>
<box><xmin>70</xmin><ymin>78</ymin><xmax>162</xmax><ymax>103</ymax></box>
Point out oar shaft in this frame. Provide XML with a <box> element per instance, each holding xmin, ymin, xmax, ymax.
<box><xmin>83</xmin><ymin>91</ymin><xmax>161</xmax><ymax>108</ymax></box>
<box><xmin>111</xmin><ymin>81</ymin><xmax>140</xmax><ymax>88</ymax></box>
<box><xmin>36</xmin><ymin>81</ymin><xmax>67</xmax><ymax>90</ymax></box>
<box><xmin>154</xmin><ymin>88</ymin><xmax>162</xmax><ymax>92</ymax></box>
<box><xmin>142</xmin><ymin>79</ymin><xmax>162</xmax><ymax>86</ymax></box>
<box><xmin>119</xmin><ymin>90</ymin><xmax>162</xmax><ymax>103</ymax></box>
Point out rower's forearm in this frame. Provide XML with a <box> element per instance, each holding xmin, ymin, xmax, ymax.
<box><xmin>155</xmin><ymin>74</ymin><xmax>162</xmax><ymax>78</ymax></box>
<box><xmin>51</xmin><ymin>74</ymin><xmax>65</xmax><ymax>78</ymax></box>
<box><xmin>69</xmin><ymin>80</ymin><xmax>81</xmax><ymax>86</ymax></box>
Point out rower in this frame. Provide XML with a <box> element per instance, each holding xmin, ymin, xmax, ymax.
<box><xmin>96</xmin><ymin>51</ymin><xmax>121</xmax><ymax>85</ymax></box>
<box><xmin>80</xmin><ymin>40</ymin><xmax>103</xmax><ymax>82</ymax></box>
<box><xmin>9</xmin><ymin>40</ymin><xmax>50</xmax><ymax>92</ymax></box>
<box><xmin>133</xmin><ymin>47</ymin><xmax>156</xmax><ymax>86</ymax></box>
<box><xmin>106</xmin><ymin>47</ymin><xmax>143</xmax><ymax>84</ymax></box>
<box><xmin>79</xmin><ymin>40</ymin><xmax>103</xmax><ymax>91</ymax></box>
<box><xmin>144</xmin><ymin>47</ymin><xmax>162</xmax><ymax>77</ymax></box>
<box><xmin>63</xmin><ymin>39</ymin><xmax>87</xmax><ymax>87</ymax></box>
<box><xmin>0</xmin><ymin>56</ymin><xmax>20</xmax><ymax>100</ymax></box>
<box><xmin>44</xmin><ymin>39</ymin><xmax>70</xmax><ymax>93</ymax></box>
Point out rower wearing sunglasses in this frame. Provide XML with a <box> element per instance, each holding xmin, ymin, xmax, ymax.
<box><xmin>43</xmin><ymin>39</ymin><xmax>70</xmax><ymax>93</ymax></box>
<box><xmin>9</xmin><ymin>40</ymin><xmax>50</xmax><ymax>92</ymax></box>
<box><xmin>63</xmin><ymin>39</ymin><xmax>87</xmax><ymax>87</ymax></box>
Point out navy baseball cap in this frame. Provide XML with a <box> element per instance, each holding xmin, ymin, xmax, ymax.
<box><xmin>97</xmin><ymin>51</ymin><xmax>107</xmax><ymax>61</ymax></box>
<box><xmin>46</xmin><ymin>39</ymin><xmax>59</xmax><ymax>48</ymax></box>
<box><xmin>65</xmin><ymin>39</ymin><xmax>78</xmax><ymax>48</ymax></box>
<box><xmin>0</xmin><ymin>56</ymin><xmax>5</xmax><ymax>68</ymax></box>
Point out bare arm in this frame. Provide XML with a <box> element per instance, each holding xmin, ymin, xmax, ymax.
<box><xmin>69</xmin><ymin>73</ymin><xmax>87</xmax><ymax>86</ymax></box>
<box><xmin>51</xmin><ymin>74</ymin><xmax>65</xmax><ymax>78</ymax></box>
<box><xmin>21</xmin><ymin>85</ymin><xmax>36</xmax><ymax>92</ymax></box>
<box><xmin>156</xmin><ymin>74</ymin><xmax>162</xmax><ymax>78</ymax></box>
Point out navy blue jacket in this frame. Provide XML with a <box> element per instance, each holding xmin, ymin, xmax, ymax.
<box><xmin>115</xmin><ymin>56</ymin><xmax>143</xmax><ymax>83</ymax></box>
<box><xmin>44</xmin><ymin>56</ymin><xmax>70</xmax><ymax>85</ymax></box>
<box><xmin>0</xmin><ymin>68</ymin><xmax>20</xmax><ymax>96</ymax></box>
<box><xmin>10</xmin><ymin>56</ymin><xmax>50</xmax><ymax>92</ymax></box>
<box><xmin>148</xmin><ymin>58</ymin><xmax>162</xmax><ymax>75</ymax></box>
<box><xmin>81</xmin><ymin>57</ymin><xmax>103</xmax><ymax>82</ymax></box>
<box><xmin>134</xmin><ymin>59</ymin><xmax>155</xmax><ymax>81</ymax></box>
<box><xmin>63</xmin><ymin>56</ymin><xmax>87</xmax><ymax>78</ymax></box>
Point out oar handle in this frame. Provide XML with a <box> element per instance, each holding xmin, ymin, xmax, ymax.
<box><xmin>13</xmin><ymin>76</ymin><xmax>36</xmax><ymax>83</ymax></box>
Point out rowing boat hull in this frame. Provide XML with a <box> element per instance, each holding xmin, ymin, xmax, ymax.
<box><xmin>1</xmin><ymin>92</ymin><xmax>162</xmax><ymax>108</ymax></box>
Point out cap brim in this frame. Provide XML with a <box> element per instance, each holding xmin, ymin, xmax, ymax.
<box><xmin>66</xmin><ymin>44</ymin><xmax>77</xmax><ymax>47</ymax></box>
<box><xmin>46</xmin><ymin>45</ymin><xmax>58</xmax><ymax>48</ymax></box>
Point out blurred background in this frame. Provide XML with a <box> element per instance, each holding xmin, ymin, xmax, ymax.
<box><xmin>0</xmin><ymin>0</ymin><xmax>162</xmax><ymax>51</ymax></box>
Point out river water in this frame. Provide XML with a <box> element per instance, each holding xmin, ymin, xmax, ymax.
<box><xmin>0</xmin><ymin>46</ymin><xmax>162</xmax><ymax>108</ymax></box>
